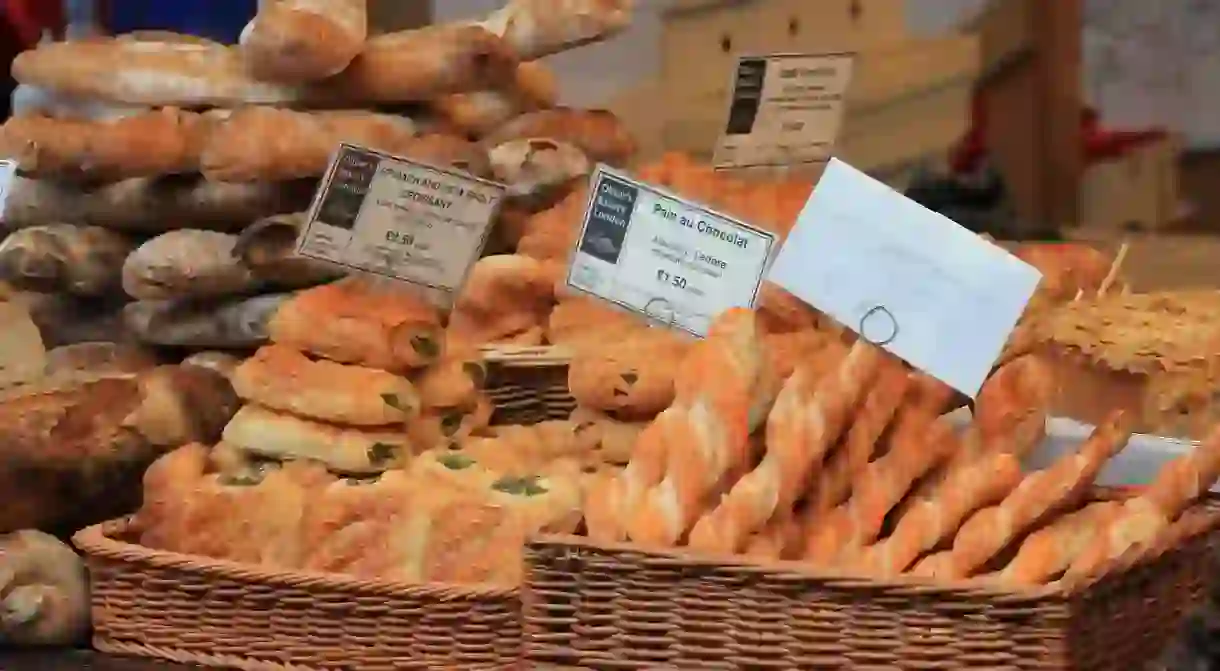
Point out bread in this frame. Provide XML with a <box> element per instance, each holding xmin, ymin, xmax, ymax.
<box><xmin>1036</xmin><ymin>291</ymin><xmax>1220</xmax><ymax>438</ymax></box>
<box><xmin>221</xmin><ymin>404</ymin><xmax>414</xmax><ymax>474</ymax></box>
<box><xmin>201</xmin><ymin>108</ymin><xmax>417</xmax><ymax>182</ymax></box>
<box><xmin>489</xmin><ymin>138</ymin><xmax>591</xmax><ymax>201</ymax></box>
<box><xmin>267</xmin><ymin>279</ymin><xmax>445</xmax><ymax>373</ymax></box>
<box><xmin>232</xmin><ymin>344</ymin><xmax>421</xmax><ymax>426</ymax></box>
<box><xmin>567</xmin><ymin>332</ymin><xmax>688</xmax><ymax>419</ymax></box>
<box><xmin>122</xmin><ymin>230</ymin><xmax>261</xmax><ymax>301</ymax></box>
<box><xmin>1013</xmin><ymin>242</ymin><xmax>1117</xmax><ymax>308</ymax></box>
<box><xmin>547</xmin><ymin>296</ymin><xmax>649</xmax><ymax>347</ymax></box>
<box><xmin>411</xmin><ymin>354</ymin><xmax>487</xmax><ymax>411</ymax></box>
<box><xmin>181</xmin><ymin>351</ymin><xmax>243</xmax><ymax>380</ymax></box>
<box><xmin>446</xmin><ymin>254</ymin><xmax>558</xmax><ymax>348</ymax></box>
<box><xmin>516</xmin><ymin>186</ymin><xmax>586</xmax><ymax>260</ymax></box>
<box><xmin>0</xmin><ymin>530</ymin><xmax>90</xmax><ymax>646</ymax></box>
<box><xmin>297</xmin><ymin>471</ymin><xmax>416</xmax><ymax>576</ymax></box>
<box><xmin>125</xmin><ymin>293</ymin><xmax>291</xmax><ymax>349</ymax></box>
<box><xmin>407</xmin><ymin>396</ymin><xmax>493</xmax><ymax>449</ymax></box>
<box><xmin>44</xmin><ymin>342</ymin><xmax>158</xmax><ymax>377</ymax></box>
<box><xmin>240</xmin><ymin>0</ymin><xmax>367</xmax><ymax>83</ymax></box>
<box><xmin>3</xmin><ymin>174</ymin><xmax>315</xmax><ymax>233</ymax></box>
<box><xmin>477</xmin><ymin>0</ymin><xmax>634</xmax><ymax>60</ymax></box>
<box><xmin>431</xmin><ymin>61</ymin><xmax>559</xmax><ymax>137</ymax></box>
<box><xmin>0</xmin><ymin>224</ymin><xmax>135</xmax><ymax>296</ymax></box>
<box><xmin>232</xmin><ymin>213</ymin><xmax>344</xmax><ymax>288</ymax></box>
<box><xmin>0</xmin><ymin>365</ymin><xmax>239</xmax><ymax>534</ymax></box>
<box><xmin>0</xmin><ymin>108</ymin><xmax>216</xmax><ymax>182</ymax></box>
<box><xmin>390</xmin><ymin>133</ymin><xmax>493</xmax><ymax>178</ymax></box>
<box><xmin>482</xmin><ymin>108</ymin><xmax>636</xmax><ymax>165</ymax></box>
<box><xmin>570</xmin><ymin>406</ymin><xmax>646</xmax><ymax>466</ymax></box>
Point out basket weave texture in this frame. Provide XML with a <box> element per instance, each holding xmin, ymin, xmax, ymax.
<box><xmin>74</xmin><ymin>517</ymin><xmax>521</xmax><ymax>671</ymax></box>
<box><xmin>483</xmin><ymin>345</ymin><xmax>575</xmax><ymax>425</ymax></box>
<box><xmin>522</xmin><ymin>494</ymin><xmax>1220</xmax><ymax>670</ymax></box>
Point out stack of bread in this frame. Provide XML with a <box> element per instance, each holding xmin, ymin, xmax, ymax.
<box><xmin>0</xmin><ymin>0</ymin><xmax>638</xmax><ymax>357</ymax></box>
<box><xmin>584</xmin><ymin>308</ymin><xmax>1220</xmax><ymax>587</ymax></box>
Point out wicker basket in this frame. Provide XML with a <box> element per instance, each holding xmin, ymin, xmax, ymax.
<box><xmin>522</xmin><ymin>493</ymin><xmax>1220</xmax><ymax>670</ymax></box>
<box><xmin>483</xmin><ymin>345</ymin><xmax>575</xmax><ymax>425</ymax></box>
<box><xmin>75</xmin><ymin>517</ymin><xmax>520</xmax><ymax>671</ymax></box>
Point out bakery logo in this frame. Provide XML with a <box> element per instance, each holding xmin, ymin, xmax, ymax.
<box><xmin>580</xmin><ymin>175</ymin><xmax>637</xmax><ymax>265</ymax></box>
<box><xmin>316</xmin><ymin>147</ymin><xmax>379</xmax><ymax>230</ymax></box>
<box><xmin>725</xmin><ymin>57</ymin><xmax>767</xmax><ymax>136</ymax></box>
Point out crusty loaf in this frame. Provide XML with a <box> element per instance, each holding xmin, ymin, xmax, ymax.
<box><xmin>477</xmin><ymin>0</ymin><xmax>633</xmax><ymax>60</ymax></box>
<box><xmin>125</xmin><ymin>293</ymin><xmax>292</xmax><ymax>349</ymax></box>
<box><xmin>221</xmin><ymin>404</ymin><xmax>414</xmax><ymax>474</ymax></box>
<box><xmin>44</xmin><ymin>342</ymin><xmax>157</xmax><ymax>378</ymax></box>
<box><xmin>268</xmin><ymin>279</ymin><xmax>445</xmax><ymax>373</ymax></box>
<box><xmin>482</xmin><ymin>108</ymin><xmax>636</xmax><ymax>165</ymax></box>
<box><xmin>201</xmin><ymin>108</ymin><xmax>417</xmax><ymax>182</ymax></box>
<box><xmin>489</xmin><ymin>138</ymin><xmax>591</xmax><ymax>200</ymax></box>
<box><xmin>232</xmin><ymin>212</ymin><xmax>344</xmax><ymax>288</ymax></box>
<box><xmin>0</xmin><ymin>108</ymin><xmax>217</xmax><ymax>182</ymax></box>
<box><xmin>431</xmin><ymin>60</ymin><xmax>558</xmax><ymax>137</ymax></box>
<box><xmin>0</xmin><ymin>224</ymin><xmax>135</xmax><ymax>297</ymax></box>
<box><xmin>121</xmin><ymin>230</ymin><xmax>261</xmax><ymax>301</ymax></box>
<box><xmin>240</xmin><ymin>0</ymin><xmax>367</xmax><ymax>83</ymax></box>
<box><xmin>3</xmin><ymin>174</ymin><xmax>315</xmax><ymax>233</ymax></box>
<box><xmin>180</xmin><ymin>351</ymin><xmax>243</xmax><ymax>380</ymax></box>
<box><xmin>232</xmin><ymin>344</ymin><xmax>421</xmax><ymax>426</ymax></box>
<box><xmin>391</xmin><ymin>133</ymin><xmax>494</xmax><ymax>178</ymax></box>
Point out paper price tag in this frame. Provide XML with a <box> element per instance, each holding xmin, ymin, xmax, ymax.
<box><xmin>0</xmin><ymin>159</ymin><xmax>18</xmax><ymax>217</ymax></box>
<box><xmin>295</xmin><ymin>144</ymin><xmax>505</xmax><ymax>299</ymax></box>
<box><xmin>767</xmin><ymin>159</ymin><xmax>1042</xmax><ymax>397</ymax></box>
<box><xmin>566</xmin><ymin>165</ymin><xmax>777</xmax><ymax>337</ymax></box>
<box><xmin>713</xmin><ymin>52</ymin><xmax>855</xmax><ymax>170</ymax></box>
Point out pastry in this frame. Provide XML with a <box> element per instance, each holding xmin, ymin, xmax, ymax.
<box><xmin>221</xmin><ymin>404</ymin><xmax>414</xmax><ymax>474</ymax></box>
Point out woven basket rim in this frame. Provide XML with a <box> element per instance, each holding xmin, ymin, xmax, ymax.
<box><xmin>530</xmin><ymin>491</ymin><xmax>1220</xmax><ymax>602</ymax></box>
<box><xmin>481</xmin><ymin>344</ymin><xmax>572</xmax><ymax>367</ymax></box>
<box><xmin>74</xmin><ymin>516</ymin><xmax>519</xmax><ymax>599</ymax></box>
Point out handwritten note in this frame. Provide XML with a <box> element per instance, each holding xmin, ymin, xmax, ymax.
<box><xmin>767</xmin><ymin>159</ymin><xmax>1042</xmax><ymax>397</ymax></box>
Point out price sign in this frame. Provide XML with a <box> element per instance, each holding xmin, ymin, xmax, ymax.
<box><xmin>768</xmin><ymin>159</ymin><xmax>1042</xmax><ymax>397</ymax></box>
<box><xmin>0</xmin><ymin>159</ymin><xmax>17</xmax><ymax>217</ymax></box>
<box><xmin>295</xmin><ymin>144</ymin><xmax>505</xmax><ymax>299</ymax></box>
<box><xmin>713</xmin><ymin>52</ymin><xmax>855</xmax><ymax>169</ymax></box>
<box><xmin>566</xmin><ymin>164</ymin><xmax>776</xmax><ymax>337</ymax></box>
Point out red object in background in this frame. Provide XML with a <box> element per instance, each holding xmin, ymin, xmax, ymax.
<box><xmin>5</xmin><ymin>0</ymin><xmax>65</xmax><ymax>46</ymax></box>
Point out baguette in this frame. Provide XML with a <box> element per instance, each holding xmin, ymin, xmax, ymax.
<box><xmin>3</xmin><ymin>175</ymin><xmax>315</xmax><ymax>233</ymax></box>
<box><xmin>232</xmin><ymin>213</ymin><xmax>343</xmax><ymax>288</ymax></box>
<box><xmin>121</xmin><ymin>230</ymin><xmax>260</xmax><ymax>301</ymax></box>
<box><xmin>267</xmin><ymin>279</ymin><xmax>445</xmax><ymax>372</ymax></box>
<box><xmin>622</xmin><ymin>310</ymin><xmax>776</xmax><ymax>546</ymax></box>
<box><xmin>221</xmin><ymin>404</ymin><xmax>414</xmax><ymax>474</ymax></box>
<box><xmin>0</xmin><ymin>108</ymin><xmax>216</xmax><ymax>182</ymax></box>
<box><xmin>949</xmin><ymin>411</ymin><xmax>1131</xmax><ymax>577</ymax></box>
<box><xmin>431</xmin><ymin>61</ymin><xmax>559</xmax><ymax>137</ymax></box>
<box><xmin>687</xmin><ymin>342</ymin><xmax>883</xmax><ymax>553</ymax></box>
<box><xmin>240</xmin><ymin>0</ymin><xmax>368</xmax><ymax>83</ymax></box>
<box><xmin>477</xmin><ymin>0</ymin><xmax>634</xmax><ymax>60</ymax></box>
<box><xmin>124</xmin><ymin>293</ymin><xmax>292</xmax><ymax>349</ymax></box>
<box><xmin>995</xmin><ymin>500</ymin><xmax>1124</xmax><ymax>584</ymax></box>
<box><xmin>231</xmin><ymin>344</ymin><xmax>421</xmax><ymax>426</ymax></box>
<box><xmin>200</xmin><ymin>108</ymin><xmax>417</xmax><ymax>182</ymax></box>
<box><xmin>0</xmin><ymin>224</ymin><xmax>135</xmax><ymax>296</ymax></box>
<box><xmin>482</xmin><ymin>108</ymin><xmax>636</xmax><ymax>165</ymax></box>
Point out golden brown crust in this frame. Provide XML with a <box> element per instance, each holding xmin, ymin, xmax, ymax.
<box><xmin>567</xmin><ymin>333</ymin><xmax>686</xmax><ymax>419</ymax></box>
<box><xmin>430</xmin><ymin>61</ymin><xmax>559</xmax><ymax>137</ymax></box>
<box><xmin>267</xmin><ymin>279</ymin><xmax>445</xmax><ymax>373</ymax></box>
<box><xmin>220</xmin><ymin>404</ymin><xmax>414</xmax><ymax>474</ymax></box>
<box><xmin>231</xmin><ymin>344</ymin><xmax>420</xmax><ymax>426</ymax></box>
<box><xmin>391</xmin><ymin>133</ymin><xmax>493</xmax><ymax>178</ymax></box>
<box><xmin>0</xmin><ymin>225</ymin><xmax>136</xmax><ymax>297</ymax></box>
<box><xmin>482</xmin><ymin>107</ymin><xmax>636</xmax><ymax>165</ymax></box>
<box><xmin>240</xmin><ymin>0</ymin><xmax>367</xmax><ymax>83</ymax></box>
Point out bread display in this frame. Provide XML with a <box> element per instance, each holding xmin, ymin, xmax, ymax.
<box><xmin>121</xmin><ymin>230</ymin><xmax>260</xmax><ymax>300</ymax></box>
<box><xmin>1035</xmin><ymin>291</ymin><xmax>1220</xmax><ymax>438</ymax></box>
<box><xmin>0</xmin><ymin>224</ymin><xmax>135</xmax><ymax>296</ymax></box>
<box><xmin>240</xmin><ymin>0</ymin><xmax>368</xmax><ymax>83</ymax></box>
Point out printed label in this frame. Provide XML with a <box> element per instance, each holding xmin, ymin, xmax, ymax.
<box><xmin>0</xmin><ymin>160</ymin><xmax>18</xmax><ymax>217</ymax></box>
<box><xmin>295</xmin><ymin>144</ymin><xmax>505</xmax><ymax>297</ymax></box>
<box><xmin>566</xmin><ymin>165</ymin><xmax>776</xmax><ymax>337</ymax></box>
<box><xmin>713</xmin><ymin>52</ymin><xmax>855</xmax><ymax>169</ymax></box>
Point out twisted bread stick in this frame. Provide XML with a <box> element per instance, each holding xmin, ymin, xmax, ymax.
<box><xmin>949</xmin><ymin>411</ymin><xmax>1131</xmax><ymax>576</ymax></box>
<box><xmin>584</xmin><ymin>309</ymin><xmax>770</xmax><ymax>543</ymax></box>
<box><xmin>996</xmin><ymin>500</ymin><xmax>1123</xmax><ymax>584</ymax></box>
<box><xmin>1064</xmin><ymin>423</ymin><xmax>1220</xmax><ymax>579</ymax></box>
<box><xmin>686</xmin><ymin>342</ymin><xmax>883</xmax><ymax>553</ymax></box>
<box><xmin>803</xmin><ymin>413</ymin><xmax>959</xmax><ymax>564</ymax></box>
<box><xmin>857</xmin><ymin>451</ymin><xmax>1024</xmax><ymax>576</ymax></box>
<box><xmin>909</xmin><ymin>550</ymin><xmax>955</xmax><ymax>579</ymax></box>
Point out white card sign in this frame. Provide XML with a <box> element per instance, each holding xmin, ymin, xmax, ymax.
<box><xmin>295</xmin><ymin>144</ymin><xmax>505</xmax><ymax>298</ymax></box>
<box><xmin>566</xmin><ymin>164</ymin><xmax>777</xmax><ymax>337</ymax></box>
<box><xmin>0</xmin><ymin>159</ymin><xmax>18</xmax><ymax>217</ymax></box>
<box><xmin>713</xmin><ymin>52</ymin><xmax>855</xmax><ymax>169</ymax></box>
<box><xmin>768</xmin><ymin>159</ymin><xmax>1042</xmax><ymax>397</ymax></box>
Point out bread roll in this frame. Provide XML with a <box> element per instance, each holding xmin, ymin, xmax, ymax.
<box><xmin>122</xmin><ymin>230</ymin><xmax>261</xmax><ymax>301</ymax></box>
<box><xmin>240</xmin><ymin>0</ymin><xmax>367</xmax><ymax>83</ymax></box>
<box><xmin>407</xmin><ymin>396</ymin><xmax>493</xmax><ymax>449</ymax></box>
<box><xmin>232</xmin><ymin>344</ymin><xmax>421</xmax><ymax>426</ymax></box>
<box><xmin>0</xmin><ymin>108</ymin><xmax>217</xmax><ymax>182</ymax></box>
<box><xmin>221</xmin><ymin>404</ymin><xmax>414</xmax><ymax>474</ymax></box>
<box><xmin>0</xmin><ymin>224</ymin><xmax>135</xmax><ymax>296</ymax></box>
<box><xmin>201</xmin><ymin>108</ymin><xmax>417</xmax><ymax>182</ymax></box>
<box><xmin>125</xmin><ymin>293</ymin><xmax>292</xmax><ymax>349</ymax></box>
<box><xmin>482</xmin><ymin>108</ymin><xmax>636</xmax><ymax>165</ymax></box>
<box><xmin>232</xmin><ymin>212</ymin><xmax>344</xmax><ymax>287</ymax></box>
<box><xmin>431</xmin><ymin>61</ymin><xmax>558</xmax><ymax>137</ymax></box>
<box><xmin>267</xmin><ymin>279</ymin><xmax>445</xmax><ymax>373</ymax></box>
<box><xmin>3</xmin><ymin>175</ymin><xmax>315</xmax><ymax>233</ymax></box>
<box><xmin>477</xmin><ymin>0</ymin><xmax>633</xmax><ymax>60</ymax></box>
<box><xmin>0</xmin><ymin>530</ymin><xmax>90</xmax><ymax>646</ymax></box>
<box><xmin>489</xmin><ymin>138</ymin><xmax>590</xmax><ymax>200</ymax></box>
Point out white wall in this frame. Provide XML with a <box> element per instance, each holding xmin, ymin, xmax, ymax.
<box><xmin>441</xmin><ymin>0</ymin><xmax>1220</xmax><ymax>148</ymax></box>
